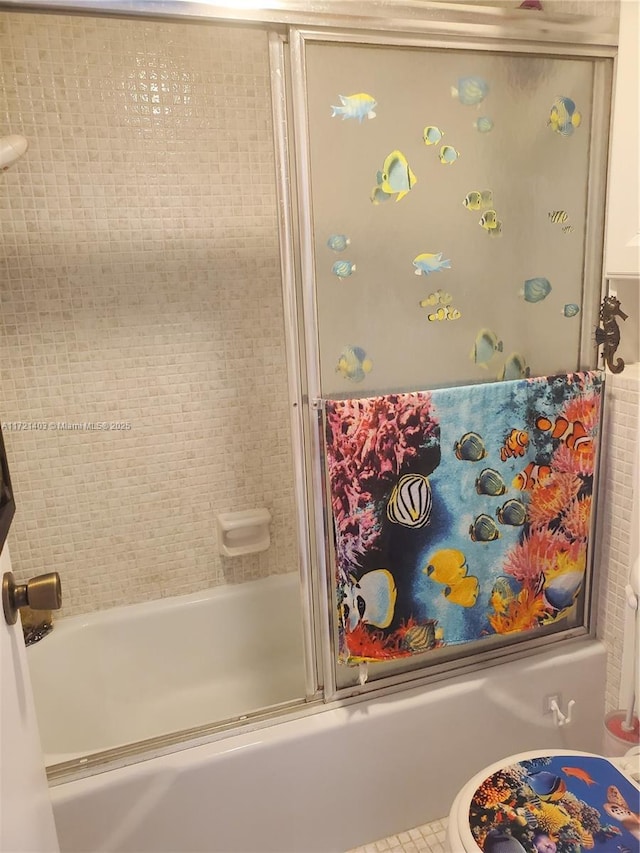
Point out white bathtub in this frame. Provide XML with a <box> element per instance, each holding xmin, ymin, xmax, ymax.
<box><xmin>49</xmin><ymin>636</ymin><xmax>607</xmax><ymax>853</ymax></box>
<box><xmin>28</xmin><ymin>572</ymin><xmax>306</xmax><ymax>763</ymax></box>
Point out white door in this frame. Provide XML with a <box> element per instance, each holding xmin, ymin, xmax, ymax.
<box><xmin>0</xmin><ymin>544</ymin><xmax>60</xmax><ymax>853</ymax></box>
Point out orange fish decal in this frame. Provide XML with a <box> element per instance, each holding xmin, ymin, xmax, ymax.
<box><xmin>513</xmin><ymin>461</ymin><xmax>552</xmax><ymax>491</ymax></box>
<box><xmin>536</xmin><ymin>415</ymin><xmax>592</xmax><ymax>453</ymax></box>
<box><xmin>500</xmin><ymin>428</ymin><xmax>529</xmax><ymax>462</ymax></box>
<box><xmin>561</xmin><ymin>766</ymin><xmax>596</xmax><ymax>785</ymax></box>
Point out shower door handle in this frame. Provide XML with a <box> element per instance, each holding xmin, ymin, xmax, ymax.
<box><xmin>2</xmin><ymin>571</ymin><xmax>62</xmax><ymax>625</ymax></box>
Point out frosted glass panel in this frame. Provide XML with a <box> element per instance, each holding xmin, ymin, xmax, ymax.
<box><xmin>304</xmin><ymin>44</ymin><xmax>597</xmax><ymax>397</ymax></box>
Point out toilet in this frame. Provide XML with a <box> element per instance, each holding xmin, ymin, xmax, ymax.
<box><xmin>447</xmin><ymin>748</ymin><xmax>640</xmax><ymax>852</ymax></box>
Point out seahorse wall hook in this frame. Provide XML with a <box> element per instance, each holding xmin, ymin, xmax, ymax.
<box><xmin>596</xmin><ymin>295</ymin><xmax>628</xmax><ymax>374</ymax></box>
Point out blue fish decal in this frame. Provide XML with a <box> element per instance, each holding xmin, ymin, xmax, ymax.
<box><xmin>563</xmin><ymin>303</ymin><xmax>580</xmax><ymax>318</ymax></box>
<box><xmin>332</xmin><ymin>260</ymin><xmax>356</xmax><ymax>279</ymax></box>
<box><xmin>522</xmin><ymin>277</ymin><xmax>552</xmax><ymax>303</ymax></box>
<box><xmin>336</xmin><ymin>346</ymin><xmax>372</xmax><ymax>382</ymax></box>
<box><xmin>451</xmin><ymin>76</ymin><xmax>489</xmax><ymax>106</ymax></box>
<box><xmin>330</xmin><ymin>93</ymin><xmax>377</xmax><ymax>123</ymax></box>
<box><xmin>474</xmin><ymin>116</ymin><xmax>494</xmax><ymax>133</ymax></box>
<box><xmin>548</xmin><ymin>96</ymin><xmax>582</xmax><ymax>136</ymax></box>
<box><xmin>327</xmin><ymin>234</ymin><xmax>350</xmax><ymax>252</ymax></box>
<box><xmin>413</xmin><ymin>252</ymin><xmax>451</xmax><ymax>276</ymax></box>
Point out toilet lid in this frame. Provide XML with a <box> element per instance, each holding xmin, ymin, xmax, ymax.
<box><xmin>461</xmin><ymin>751</ymin><xmax>640</xmax><ymax>853</ymax></box>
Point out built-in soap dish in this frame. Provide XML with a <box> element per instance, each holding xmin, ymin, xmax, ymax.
<box><xmin>216</xmin><ymin>508</ymin><xmax>271</xmax><ymax>557</ymax></box>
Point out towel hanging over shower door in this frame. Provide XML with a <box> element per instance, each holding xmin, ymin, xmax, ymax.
<box><xmin>324</xmin><ymin>371</ymin><xmax>603</xmax><ymax>664</ymax></box>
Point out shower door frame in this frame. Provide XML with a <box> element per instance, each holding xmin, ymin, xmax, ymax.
<box><xmin>283</xmin><ymin>24</ymin><xmax>615</xmax><ymax>700</ymax></box>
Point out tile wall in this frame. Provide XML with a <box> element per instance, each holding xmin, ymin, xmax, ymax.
<box><xmin>0</xmin><ymin>13</ymin><xmax>298</xmax><ymax>615</ymax></box>
<box><xmin>596</xmin><ymin>366</ymin><xmax>640</xmax><ymax>713</ymax></box>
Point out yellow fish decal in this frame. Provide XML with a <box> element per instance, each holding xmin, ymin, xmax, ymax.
<box><xmin>379</xmin><ymin>150</ymin><xmax>417</xmax><ymax>201</ymax></box>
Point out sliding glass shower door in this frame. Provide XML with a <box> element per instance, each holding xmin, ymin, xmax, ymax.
<box><xmin>288</xmin><ymin>29</ymin><xmax>613</xmax><ymax>693</ymax></box>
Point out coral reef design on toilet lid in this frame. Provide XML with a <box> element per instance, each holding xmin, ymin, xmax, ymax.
<box><xmin>467</xmin><ymin>754</ymin><xmax>640</xmax><ymax>852</ymax></box>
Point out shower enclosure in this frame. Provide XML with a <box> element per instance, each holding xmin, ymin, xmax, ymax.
<box><xmin>0</xmin><ymin>0</ymin><xmax>616</xmax><ymax>783</ymax></box>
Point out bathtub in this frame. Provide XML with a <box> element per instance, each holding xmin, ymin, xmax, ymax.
<box><xmin>49</xmin><ymin>636</ymin><xmax>607</xmax><ymax>853</ymax></box>
<box><xmin>28</xmin><ymin>572</ymin><xmax>307</xmax><ymax>764</ymax></box>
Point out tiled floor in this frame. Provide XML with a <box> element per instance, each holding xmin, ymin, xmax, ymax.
<box><xmin>349</xmin><ymin>817</ymin><xmax>449</xmax><ymax>853</ymax></box>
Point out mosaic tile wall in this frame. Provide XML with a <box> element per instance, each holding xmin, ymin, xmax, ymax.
<box><xmin>0</xmin><ymin>13</ymin><xmax>297</xmax><ymax>616</ymax></box>
<box><xmin>596</xmin><ymin>366</ymin><xmax>640</xmax><ymax>713</ymax></box>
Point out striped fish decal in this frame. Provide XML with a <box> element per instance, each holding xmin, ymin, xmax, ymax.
<box><xmin>387</xmin><ymin>473</ymin><xmax>432</xmax><ymax>528</ymax></box>
<box><xmin>548</xmin><ymin>210</ymin><xmax>569</xmax><ymax>223</ymax></box>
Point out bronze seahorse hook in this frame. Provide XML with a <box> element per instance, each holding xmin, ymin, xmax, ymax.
<box><xmin>596</xmin><ymin>295</ymin><xmax>628</xmax><ymax>374</ymax></box>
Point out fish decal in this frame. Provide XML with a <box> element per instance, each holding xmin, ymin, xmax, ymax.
<box><xmin>500</xmin><ymin>428</ymin><xmax>529</xmax><ymax>461</ymax></box>
<box><xmin>331</xmin><ymin>260</ymin><xmax>356</xmax><ymax>279</ymax></box>
<box><xmin>342</xmin><ymin>569</ymin><xmax>396</xmax><ymax>632</ymax></box>
<box><xmin>527</xmin><ymin>771</ymin><xmax>567</xmax><ymax>802</ymax></box>
<box><xmin>386</xmin><ymin>473</ymin><xmax>432</xmax><ymax>528</ymax></box>
<box><xmin>424</xmin><ymin>548</ymin><xmax>468</xmax><ymax>585</ymax></box>
<box><xmin>330</xmin><ymin>93</ymin><xmax>377</xmax><ymax>122</ymax></box>
<box><xmin>423</xmin><ymin>549</ymin><xmax>478</xmax><ymax>608</ymax></box>
<box><xmin>562</xmin><ymin>225</ymin><xmax>575</xmax><ymax>234</ymax></box>
<box><xmin>427</xmin><ymin>305</ymin><xmax>461</xmax><ymax>322</ymax></box>
<box><xmin>463</xmin><ymin>189</ymin><xmax>493</xmax><ymax>211</ymax></box>
<box><xmin>522</xmin><ymin>277</ymin><xmax>552</xmax><ymax>304</ymax></box>
<box><xmin>423</xmin><ymin>125</ymin><xmax>444</xmax><ymax>145</ymax></box>
<box><xmin>454</xmin><ymin>431</ymin><xmax>487</xmax><ymax>462</ymax></box>
<box><xmin>336</xmin><ymin>346</ymin><xmax>373</xmax><ymax>383</ymax></box>
<box><xmin>451</xmin><ymin>76</ymin><xmax>489</xmax><ymax>106</ymax></box>
<box><xmin>327</xmin><ymin>234</ymin><xmax>350</xmax><ymax>252</ymax></box>
<box><xmin>548</xmin><ymin>210</ymin><xmax>568</xmax><ymax>224</ymax></box>
<box><xmin>419</xmin><ymin>289</ymin><xmax>453</xmax><ymax>307</ymax></box>
<box><xmin>560</xmin><ymin>766</ymin><xmax>596</xmax><ymax>785</ymax></box>
<box><xmin>476</xmin><ymin>468</ymin><xmax>507</xmax><ymax>496</ymax></box>
<box><xmin>499</xmin><ymin>353</ymin><xmax>530</xmax><ymax>381</ymax></box>
<box><xmin>470</xmin><ymin>328</ymin><xmax>503</xmax><ymax>366</ymax></box>
<box><xmin>479</xmin><ymin>209</ymin><xmax>501</xmax><ymax>231</ymax></box>
<box><xmin>373</xmin><ymin>150</ymin><xmax>417</xmax><ymax>202</ymax></box>
<box><xmin>562</xmin><ymin>303</ymin><xmax>580</xmax><ymax>318</ymax></box>
<box><xmin>535</xmin><ymin>415</ymin><xmax>592</xmax><ymax>452</ymax></box>
<box><xmin>439</xmin><ymin>144</ymin><xmax>460</xmax><ymax>165</ymax></box>
<box><xmin>496</xmin><ymin>499</ymin><xmax>527</xmax><ymax>526</ymax></box>
<box><xmin>548</xmin><ymin>96</ymin><xmax>582</xmax><ymax>137</ymax></box>
<box><xmin>513</xmin><ymin>461</ymin><xmax>552</xmax><ymax>491</ymax></box>
<box><xmin>474</xmin><ymin>116</ymin><xmax>493</xmax><ymax>133</ymax></box>
<box><xmin>469</xmin><ymin>513</ymin><xmax>501</xmax><ymax>542</ymax></box>
<box><xmin>603</xmin><ymin>786</ymin><xmax>640</xmax><ymax>841</ymax></box>
<box><xmin>413</xmin><ymin>252</ymin><xmax>451</xmax><ymax>276</ymax></box>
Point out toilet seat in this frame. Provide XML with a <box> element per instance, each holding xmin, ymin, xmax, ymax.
<box><xmin>447</xmin><ymin>748</ymin><xmax>640</xmax><ymax>852</ymax></box>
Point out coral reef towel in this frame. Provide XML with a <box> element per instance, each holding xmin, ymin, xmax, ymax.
<box><xmin>324</xmin><ymin>371</ymin><xmax>603</xmax><ymax>663</ymax></box>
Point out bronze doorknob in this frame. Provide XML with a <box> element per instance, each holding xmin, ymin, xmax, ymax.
<box><xmin>2</xmin><ymin>571</ymin><xmax>62</xmax><ymax>626</ymax></box>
